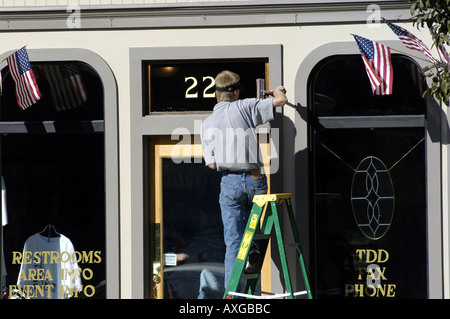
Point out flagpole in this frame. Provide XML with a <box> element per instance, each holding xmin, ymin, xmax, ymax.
<box><xmin>0</xmin><ymin>44</ymin><xmax>28</xmax><ymax>64</ymax></box>
<box><xmin>350</xmin><ymin>33</ymin><xmax>433</xmax><ymax>64</ymax></box>
<box><xmin>388</xmin><ymin>47</ymin><xmax>434</xmax><ymax>63</ymax></box>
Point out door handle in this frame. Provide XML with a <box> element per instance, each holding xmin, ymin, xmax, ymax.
<box><xmin>153</xmin><ymin>274</ymin><xmax>161</xmax><ymax>285</ymax></box>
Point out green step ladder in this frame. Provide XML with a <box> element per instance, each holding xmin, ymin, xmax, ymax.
<box><xmin>223</xmin><ymin>193</ymin><xmax>312</xmax><ymax>299</ymax></box>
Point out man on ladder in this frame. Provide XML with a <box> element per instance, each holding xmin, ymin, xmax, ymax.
<box><xmin>200</xmin><ymin>70</ymin><xmax>287</xmax><ymax>291</ymax></box>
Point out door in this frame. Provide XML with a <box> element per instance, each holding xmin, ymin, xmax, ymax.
<box><xmin>146</xmin><ymin>135</ymin><xmax>272</xmax><ymax>299</ymax></box>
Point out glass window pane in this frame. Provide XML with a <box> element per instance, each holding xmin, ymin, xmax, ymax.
<box><xmin>1</xmin><ymin>61</ymin><xmax>106</xmax><ymax>299</ymax></box>
<box><xmin>313</xmin><ymin>128</ymin><xmax>426</xmax><ymax>298</ymax></box>
<box><xmin>1</xmin><ymin>62</ymin><xmax>103</xmax><ymax>122</ymax></box>
<box><xmin>2</xmin><ymin>133</ymin><xmax>105</xmax><ymax>299</ymax></box>
<box><xmin>309</xmin><ymin>54</ymin><xmax>427</xmax><ymax>299</ymax></box>
<box><xmin>162</xmin><ymin>159</ymin><xmax>225</xmax><ymax>299</ymax></box>
<box><xmin>310</xmin><ymin>55</ymin><xmax>426</xmax><ymax>117</ymax></box>
<box><xmin>145</xmin><ymin>60</ymin><xmax>266</xmax><ymax>113</ymax></box>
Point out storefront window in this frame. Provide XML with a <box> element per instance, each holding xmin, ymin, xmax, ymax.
<box><xmin>0</xmin><ymin>61</ymin><xmax>106</xmax><ymax>299</ymax></box>
<box><xmin>309</xmin><ymin>55</ymin><xmax>427</xmax><ymax>298</ymax></box>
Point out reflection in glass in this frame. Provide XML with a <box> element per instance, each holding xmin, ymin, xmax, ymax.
<box><xmin>1</xmin><ymin>61</ymin><xmax>103</xmax><ymax>122</ymax></box>
<box><xmin>162</xmin><ymin>159</ymin><xmax>225</xmax><ymax>299</ymax></box>
<box><xmin>310</xmin><ymin>55</ymin><xmax>426</xmax><ymax>117</ymax></box>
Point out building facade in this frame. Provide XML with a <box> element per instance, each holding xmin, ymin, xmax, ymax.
<box><xmin>0</xmin><ymin>0</ymin><xmax>447</xmax><ymax>299</ymax></box>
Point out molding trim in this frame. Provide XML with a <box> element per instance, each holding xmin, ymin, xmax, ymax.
<box><xmin>0</xmin><ymin>1</ymin><xmax>412</xmax><ymax>31</ymax></box>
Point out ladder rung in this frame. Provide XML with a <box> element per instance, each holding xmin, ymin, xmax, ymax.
<box><xmin>227</xmin><ymin>290</ymin><xmax>308</xmax><ymax>299</ymax></box>
<box><xmin>284</xmin><ymin>242</ymin><xmax>300</xmax><ymax>248</ymax></box>
<box><xmin>294</xmin><ymin>290</ymin><xmax>308</xmax><ymax>296</ymax></box>
<box><xmin>254</xmin><ymin>234</ymin><xmax>270</xmax><ymax>240</ymax></box>
<box><xmin>241</xmin><ymin>273</ymin><xmax>259</xmax><ymax>279</ymax></box>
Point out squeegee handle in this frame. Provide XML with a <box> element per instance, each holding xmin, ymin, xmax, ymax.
<box><xmin>266</xmin><ymin>89</ymin><xmax>287</xmax><ymax>95</ymax></box>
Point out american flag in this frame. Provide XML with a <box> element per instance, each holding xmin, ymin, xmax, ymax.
<box><xmin>384</xmin><ymin>19</ymin><xmax>435</xmax><ymax>63</ymax></box>
<box><xmin>39</xmin><ymin>64</ymin><xmax>88</xmax><ymax>111</ymax></box>
<box><xmin>6</xmin><ymin>47</ymin><xmax>42</xmax><ymax>110</ymax></box>
<box><xmin>430</xmin><ymin>28</ymin><xmax>450</xmax><ymax>64</ymax></box>
<box><xmin>353</xmin><ymin>34</ymin><xmax>393</xmax><ymax>95</ymax></box>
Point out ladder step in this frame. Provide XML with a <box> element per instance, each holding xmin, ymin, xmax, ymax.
<box><xmin>241</xmin><ymin>273</ymin><xmax>259</xmax><ymax>280</ymax></box>
<box><xmin>254</xmin><ymin>234</ymin><xmax>270</xmax><ymax>240</ymax></box>
<box><xmin>228</xmin><ymin>290</ymin><xmax>308</xmax><ymax>299</ymax></box>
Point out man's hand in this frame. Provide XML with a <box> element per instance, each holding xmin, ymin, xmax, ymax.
<box><xmin>272</xmin><ymin>86</ymin><xmax>288</xmax><ymax>107</ymax></box>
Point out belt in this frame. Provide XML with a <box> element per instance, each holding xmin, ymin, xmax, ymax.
<box><xmin>222</xmin><ymin>169</ymin><xmax>262</xmax><ymax>179</ymax></box>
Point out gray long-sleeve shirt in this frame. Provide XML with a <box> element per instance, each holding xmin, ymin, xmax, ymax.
<box><xmin>201</xmin><ymin>97</ymin><xmax>274</xmax><ymax>172</ymax></box>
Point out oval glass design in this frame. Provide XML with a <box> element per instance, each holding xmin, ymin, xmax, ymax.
<box><xmin>351</xmin><ymin>156</ymin><xmax>394</xmax><ymax>240</ymax></box>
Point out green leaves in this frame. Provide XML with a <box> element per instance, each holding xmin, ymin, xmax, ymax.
<box><xmin>410</xmin><ymin>0</ymin><xmax>450</xmax><ymax>105</ymax></box>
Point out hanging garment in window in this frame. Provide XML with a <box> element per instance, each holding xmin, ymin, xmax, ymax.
<box><xmin>15</xmin><ymin>232</ymin><xmax>81</xmax><ymax>299</ymax></box>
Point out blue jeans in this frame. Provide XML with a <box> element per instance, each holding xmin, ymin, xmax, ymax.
<box><xmin>198</xmin><ymin>269</ymin><xmax>223</xmax><ymax>299</ymax></box>
<box><xmin>219</xmin><ymin>171</ymin><xmax>267</xmax><ymax>287</ymax></box>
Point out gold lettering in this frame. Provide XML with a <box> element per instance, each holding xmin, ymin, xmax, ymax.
<box><xmin>82</xmin><ymin>250</ymin><xmax>93</xmax><ymax>263</ymax></box>
<box><xmin>82</xmin><ymin>268</ymin><xmax>93</xmax><ymax>280</ymax></box>
<box><xmin>365</xmin><ymin>285</ymin><xmax>377</xmax><ymax>297</ymax></box>
<box><xmin>376</xmin><ymin>284</ymin><xmax>386</xmax><ymax>296</ymax></box>
<box><xmin>378</xmin><ymin>267</ymin><xmax>387</xmax><ymax>280</ymax></box>
<box><xmin>29</xmin><ymin>269</ymin><xmax>37</xmax><ymax>280</ymax></box>
<box><xmin>12</xmin><ymin>251</ymin><xmax>22</xmax><ymax>264</ymax></box>
<box><xmin>19</xmin><ymin>269</ymin><xmax>53</xmax><ymax>281</ymax></box>
<box><xmin>354</xmin><ymin>284</ymin><xmax>364</xmax><ymax>297</ymax></box>
<box><xmin>94</xmin><ymin>250</ymin><xmax>102</xmax><ymax>263</ymax></box>
<box><xmin>72</xmin><ymin>251</ymin><xmax>82</xmax><ymax>263</ymax></box>
<box><xmin>23</xmin><ymin>251</ymin><xmax>32</xmax><ymax>264</ymax></box>
<box><xmin>62</xmin><ymin>285</ymin><xmax>82</xmax><ymax>298</ymax></box>
<box><xmin>50</xmin><ymin>251</ymin><xmax>59</xmax><ymax>264</ymax></box>
<box><xmin>366</xmin><ymin>249</ymin><xmax>378</xmax><ymax>263</ymax></box>
<box><xmin>60</xmin><ymin>251</ymin><xmax>70</xmax><ymax>263</ymax></box>
<box><xmin>355</xmin><ymin>249</ymin><xmax>365</xmax><ymax>262</ymax></box>
<box><xmin>8</xmin><ymin>285</ymin><xmax>17</xmax><ymax>297</ymax></box>
<box><xmin>83</xmin><ymin>285</ymin><xmax>95</xmax><ymax>298</ymax></box>
<box><xmin>41</xmin><ymin>251</ymin><xmax>51</xmax><ymax>264</ymax></box>
<box><xmin>386</xmin><ymin>284</ymin><xmax>396</xmax><ymax>297</ymax></box>
<box><xmin>344</xmin><ymin>284</ymin><xmax>354</xmax><ymax>297</ymax></box>
<box><xmin>357</xmin><ymin>267</ymin><xmax>366</xmax><ymax>280</ymax></box>
<box><xmin>19</xmin><ymin>270</ymin><xmax>27</xmax><ymax>281</ymax></box>
<box><xmin>354</xmin><ymin>249</ymin><xmax>390</xmax><ymax>263</ymax></box>
<box><xmin>377</xmin><ymin>249</ymin><xmax>389</xmax><ymax>263</ymax></box>
<box><xmin>44</xmin><ymin>269</ymin><xmax>53</xmax><ymax>281</ymax></box>
<box><xmin>35</xmin><ymin>285</ymin><xmax>45</xmax><ymax>298</ymax></box>
<box><xmin>33</xmin><ymin>251</ymin><xmax>41</xmax><ymax>264</ymax></box>
<box><xmin>25</xmin><ymin>285</ymin><xmax>35</xmax><ymax>298</ymax></box>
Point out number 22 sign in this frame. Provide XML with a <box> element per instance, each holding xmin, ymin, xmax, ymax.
<box><xmin>185</xmin><ymin>76</ymin><xmax>215</xmax><ymax>99</ymax></box>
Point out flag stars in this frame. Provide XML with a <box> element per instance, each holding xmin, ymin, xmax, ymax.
<box><xmin>16</xmin><ymin>48</ymin><xmax>32</xmax><ymax>75</ymax></box>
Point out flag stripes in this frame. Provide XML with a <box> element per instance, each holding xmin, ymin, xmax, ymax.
<box><xmin>353</xmin><ymin>34</ymin><xmax>393</xmax><ymax>95</ymax></box>
<box><xmin>384</xmin><ymin>19</ymin><xmax>435</xmax><ymax>63</ymax></box>
<box><xmin>39</xmin><ymin>64</ymin><xmax>88</xmax><ymax>111</ymax></box>
<box><xmin>430</xmin><ymin>28</ymin><xmax>450</xmax><ymax>64</ymax></box>
<box><xmin>6</xmin><ymin>47</ymin><xmax>42</xmax><ymax>110</ymax></box>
